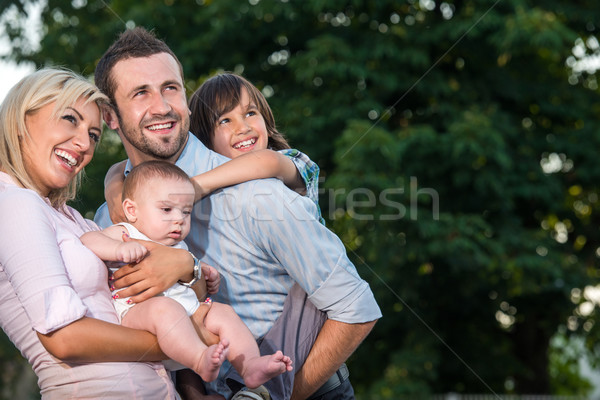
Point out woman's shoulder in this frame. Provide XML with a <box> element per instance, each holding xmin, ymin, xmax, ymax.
<box><xmin>0</xmin><ymin>179</ymin><xmax>47</xmax><ymax>208</ymax></box>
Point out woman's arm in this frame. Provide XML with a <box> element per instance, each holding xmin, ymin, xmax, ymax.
<box><xmin>192</xmin><ymin>149</ymin><xmax>305</xmax><ymax>201</ymax></box>
<box><xmin>104</xmin><ymin>160</ymin><xmax>127</xmax><ymax>223</ymax></box>
<box><xmin>37</xmin><ymin>316</ymin><xmax>166</xmax><ymax>362</ymax></box>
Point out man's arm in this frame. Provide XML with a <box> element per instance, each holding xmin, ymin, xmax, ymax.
<box><xmin>291</xmin><ymin>319</ymin><xmax>377</xmax><ymax>400</ymax></box>
<box><xmin>104</xmin><ymin>160</ymin><xmax>127</xmax><ymax>223</ymax></box>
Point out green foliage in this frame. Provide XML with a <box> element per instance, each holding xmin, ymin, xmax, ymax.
<box><xmin>3</xmin><ymin>0</ymin><xmax>600</xmax><ymax>396</ymax></box>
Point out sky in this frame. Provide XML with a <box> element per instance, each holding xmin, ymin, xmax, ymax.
<box><xmin>0</xmin><ymin>60</ymin><xmax>34</xmax><ymax>103</ymax></box>
<box><xmin>0</xmin><ymin>2</ymin><xmax>39</xmax><ymax>103</ymax></box>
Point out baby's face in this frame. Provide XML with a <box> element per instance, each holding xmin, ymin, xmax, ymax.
<box><xmin>131</xmin><ymin>176</ymin><xmax>195</xmax><ymax>246</ymax></box>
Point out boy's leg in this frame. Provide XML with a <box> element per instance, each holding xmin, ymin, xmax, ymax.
<box><xmin>122</xmin><ymin>297</ymin><xmax>228</xmax><ymax>382</ymax></box>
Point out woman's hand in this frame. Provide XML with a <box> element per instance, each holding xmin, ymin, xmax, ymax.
<box><xmin>111</xmin><ymin>238</ymin><xmax>194</xmax><ymax>303</ymax></box>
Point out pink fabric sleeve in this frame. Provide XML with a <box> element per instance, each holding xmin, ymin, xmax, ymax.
<box><xmin>0</xmin><ymin>189</ymin><xmax>87</xmax><ymax>334</ymax></box>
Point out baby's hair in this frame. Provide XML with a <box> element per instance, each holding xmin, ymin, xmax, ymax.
<box><xmin>189</xmin><ymin>72</ymin><xmax>290</xmax><ymax>152</ymax></box>
<box><xmin>123</xmin><ymin>160</ymin><xmax>191</xmax><ymax>201</ymax></box>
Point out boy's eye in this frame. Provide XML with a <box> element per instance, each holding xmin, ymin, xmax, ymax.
<box><xmin>246</xmin><ymin>111</ymin><xmax>257</xmax><ymax>117</ymax></box>
<box><xmin>218</xmin><ymin>117</ymin><xmax>230</xmax><ymax>125</ymax></box>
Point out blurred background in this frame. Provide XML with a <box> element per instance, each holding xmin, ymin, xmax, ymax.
<box><xmin>2</xmin><ymin>0</ymin><xmax>600</xmax><ymax>398</ymax></box>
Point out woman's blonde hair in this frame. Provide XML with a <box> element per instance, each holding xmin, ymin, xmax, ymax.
<box><xmin>0</xmin><ymin>68</ymin><xmax>109</xmax><ymax>208</ymax></box>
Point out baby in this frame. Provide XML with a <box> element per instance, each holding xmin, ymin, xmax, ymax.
<box><xmin>81</xmin><ymin>160</ymin><xmax>292</xmax><ymax>388</ymax></box>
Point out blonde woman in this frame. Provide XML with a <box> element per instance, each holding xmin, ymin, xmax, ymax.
<box><xmin>0</xmin><ymin>68</ymin><xmax>194</xmax><ymax>399</ymax></box>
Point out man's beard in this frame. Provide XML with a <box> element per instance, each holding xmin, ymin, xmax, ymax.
<box><xmin>116</xmin><ymin>110</ymin><xmax>189</xmax><ymax>160</ymax></box>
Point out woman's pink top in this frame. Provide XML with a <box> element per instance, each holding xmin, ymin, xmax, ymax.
<box><xmin>0</xmin><ymin>173</ymin><xmax>176</xmax><ymax>399</ymax></box>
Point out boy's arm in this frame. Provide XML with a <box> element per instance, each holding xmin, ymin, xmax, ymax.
<box><xmin>192</xmin><ymin>149</ymin><xmax>305</xmax><ymax>201</ymax></box>
<box><xmin>104</xmin><ymin>160</ymin><xmax>127</xmax><ymax>223</ymax></box>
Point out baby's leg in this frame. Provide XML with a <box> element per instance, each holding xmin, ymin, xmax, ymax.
<box><xmin>122</xmin><ymin>297</ymin><xmax>229</xmax><ymax>382</ymax></box>
<box><xmin>191</xmin><ymin>298</ymin><xmax>220</xmax><ymax>346</ymax></box>
<box><xmin>204</xmin><ymin>302</ymin><xmax>293</xmax><ymax>388</ymax></box>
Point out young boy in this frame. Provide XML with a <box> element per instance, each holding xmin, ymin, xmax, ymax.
<box><xmin>81</xmin><ymin>160</ymin><xmax>292</xmax><ymax>389</ymax></box>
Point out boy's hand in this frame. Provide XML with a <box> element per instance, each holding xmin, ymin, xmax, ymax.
<box><xmin>201</xmin><ymin>263</ymin><xmax>220</xmax><ymax>294</ymax></box>
<box><xmin>116</xmin><ymin>241</ymin><xmax>148</xmax><ymax>263</ymax></box>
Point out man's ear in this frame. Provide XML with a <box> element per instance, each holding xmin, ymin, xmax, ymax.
<box><xmin>103</xmin><ymin>106</ymin><xmax>120</xmax><ymax>131</ymax></box>
<box><xmin>122</xmin><ymin>198</ymin><xmax>138</xmax><ymax>223</ymax></box>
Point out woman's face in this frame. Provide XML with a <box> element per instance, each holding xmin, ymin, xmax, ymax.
<box><xmin>22</xmin><ymin>97</ymin><xmax>102</xmax><ymax>196</ymax></box>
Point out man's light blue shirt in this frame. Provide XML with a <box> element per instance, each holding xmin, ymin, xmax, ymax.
<box><xmin>95</xmin><ymin>133</ymin><xmax>381</xmax><ymax>338</ymax></box>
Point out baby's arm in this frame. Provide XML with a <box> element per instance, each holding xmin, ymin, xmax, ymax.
<box><xmin>104</xmin><ymin>160</ymin><xmax>127</xmax><ymax>223</ymax></box>
<box><xmin>192</xmin><ymin>149</ymin><xmax>305</xmax><ymax>201</ymax></box>
<box><xmin>81</xmin><ymin>225</ymin><xmax>147</xmax><ymax>263</ymax></box>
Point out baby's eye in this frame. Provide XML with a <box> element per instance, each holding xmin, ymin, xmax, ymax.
<box><xmin>183</xmin><ymin>210</ymin><xmax>192</xmax><ymax>216</ymax></box>
<box><xmin>161</xmin><ymin>207</ymin><xmax>172</xmax><ymax>213</ymax></box>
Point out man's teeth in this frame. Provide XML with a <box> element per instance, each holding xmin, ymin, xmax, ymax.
<box><xmin>234</xmin><ymin>138</ymin><xmax>256</xmax><ymax>149</ymax></box>
<box><xmin>54</xmin><ymin>150</ymin><xmax>77</xmax><ymax>167</ymax></box>
<box><xmin>148</xmin><ymin>122</ymin><xmax>173</xmax><ymax>131</ymax></box>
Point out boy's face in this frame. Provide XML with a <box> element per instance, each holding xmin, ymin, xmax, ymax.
<box><xmin>128</xmin><ymin>176</ymin><xmax>195</xmax><ymax>246</ymax></box>
<box><xmin>212</xmin><ymin>87</ymin><xmax>269</xmax><ymax>159</ymax></box>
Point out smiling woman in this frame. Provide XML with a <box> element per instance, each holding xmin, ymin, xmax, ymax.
<box><xmin>0</xmin><ymin>68</ymin><xmax>182</xmax><ymax>399</ymax></box>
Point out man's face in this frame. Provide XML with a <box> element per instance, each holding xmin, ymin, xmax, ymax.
<box><xmin>108</xmin><ymin>53</ymin><xmax>190</xmax><ymax>163</ymax></box>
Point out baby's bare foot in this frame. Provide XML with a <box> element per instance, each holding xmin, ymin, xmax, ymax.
<box><xmin>243</xmin><ymin>350</ymin><xmax>293</xmax><ymax>389</ymax></box>
<box><xmin>195</xmin><ymin>339</ymin><xmax>230</xmax><ymax>382</ymax></box>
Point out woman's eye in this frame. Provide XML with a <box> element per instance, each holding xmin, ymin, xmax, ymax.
<box><xmin>62</xmin><ymin>115</ymin><xmax>77</xmax><ymax>124</ymax></box>
<box><xmin>89</xmin><ymin>132</ymin><xmax>100</xmax><ymax>144</ymax></box>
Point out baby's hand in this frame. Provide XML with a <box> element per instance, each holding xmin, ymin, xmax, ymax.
<box><xmin>116</xmin><ymin>241</ymin><xmax>148</xmax><ymax>263</ymax></box>
<box><xmin>201</xmin><ymin>262</ymin><xmax>220</xmax><ymax>294</ymax></box>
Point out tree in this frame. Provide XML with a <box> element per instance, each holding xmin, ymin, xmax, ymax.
<box><xmin>2</xmin><ymin>0</ymin><xmax>600</xmax><ymax>396</ymax></box>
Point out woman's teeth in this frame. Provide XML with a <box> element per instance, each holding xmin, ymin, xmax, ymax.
<box><xmin>54</xmin><ymin>150</ymin><xmax>77</xmax><ymax>167</ymax></box>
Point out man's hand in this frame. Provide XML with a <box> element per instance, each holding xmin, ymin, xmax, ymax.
<box><xmin>291</xmin><ymin>319</ymin><xmax>377</xmax><ymax>400</ymax></box>
<box><xmin>201</xmin><ymin>262</ymin><xmax>220</xmax><ymax>294</ymax></box>
<box><xmin>111</xmin><ymin>238</ymin><xmax>193</xmax><ymax>303</ymax></box>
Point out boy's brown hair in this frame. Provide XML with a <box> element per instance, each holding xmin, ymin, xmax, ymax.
<box><xmin>189</xmin><ymin>73</ymin><xmax>290</xmax><ymax>152</ymax></box>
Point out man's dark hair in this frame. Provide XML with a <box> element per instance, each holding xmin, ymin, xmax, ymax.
<box><xmin>94</xmin><ymin>27</ymin><xmax>184</xmax><ymax>106</ymax></box>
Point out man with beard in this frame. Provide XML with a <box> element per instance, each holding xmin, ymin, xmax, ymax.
<box><xmin>94</xmin><ymin>27</ymin><xmax>381</xmax><ymax>400</ymax></box>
